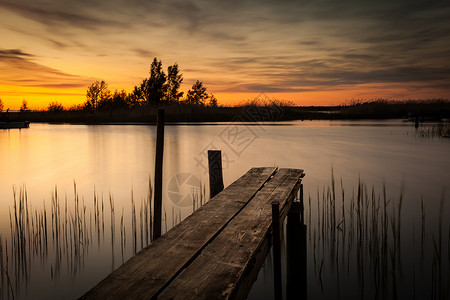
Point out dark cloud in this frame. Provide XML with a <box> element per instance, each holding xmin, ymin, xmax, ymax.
<box><xmin>203</xmin><ymin>52</ymin><xmax>450</xmax><ymax>93</ymax></box>
<box><xmin>0</xmin><ymin>1</ymin><xmax>127</xmax><ymax>30</ymax></box>
<box><xmin>36</xmin><ymin>83</ymin><xmax>90</xmax><ymax>89</ymax></box>
<box><xmin>3</xmin><ymin>90</ymin><xmax>84</xmax><ymax>96</ymax></box>
<box><xmin>0</xmin><ymin>49</ymin><xmax>33</xmax><ymax>58</ymax></box>
<box><xmin>0</xmin><ymin>0</ymin><xmax>208</xmax><ymax>35</ymax></box>
<box><xmin>47</xmin><ymin>39</ymin><xmax>70</xmax><ymax>49</ymax></box>
<box><xmin>3</xmin><ymin>0</ymin><xmax>449</xmax><ymax>41</ymax></box>
<box><xmin>1</xmin><ymin>0</ymin><xmax>449</xmax><ymax>96</ymax></box>
<box><xmin>133</xmin><ymin>48</ymin><xmax>156</xmax><ymax>58</ymax></box>
<box><xmin>230</xmin><ymin>84</ymin><xmax>317</xmax><ymax>93</ymax></box>
<box><xmin>0</xmin><ymin>48</ymin><xmax>93</xmax><ymax>89</ymax></box>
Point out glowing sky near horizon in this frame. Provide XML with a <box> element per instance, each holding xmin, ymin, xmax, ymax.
<box><xmin>1</xmin><ymin>0</ymin><xmax>449</xmax><ymax>109</ymax></box>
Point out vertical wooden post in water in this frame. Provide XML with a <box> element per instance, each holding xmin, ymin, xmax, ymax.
<box><xmin>208</xmin><ymin>150</ymin><xmax>224</xmax><ymax>199</ymax></box>
<box><xmin>272</xmin><ymin>201</ymin><xmax>282</xmax><ymax>300</ymax></box>
<box><xmin>153</xmin><ymin>109</ymin><xmax>165</xmax><ymax>240</ymax></box>
<box><xmin>287</xmin><ymin>184</ymin><xmax>307</xmax><ymax>300</ymax></box>
<box><xmin>300</xmin><ymin>183</ymin><xmax>304</xmax><ymax>224</ymax></box>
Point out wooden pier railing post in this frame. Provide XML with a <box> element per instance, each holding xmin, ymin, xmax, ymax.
<box><xmin>208</xmin><ymin>150</ymin><xmax>224</xmax><ymax>199</ymax></box>
<box><xmin>286</xmin><ymin>209</ymin><xmax>307</xmax><ymax>300</ymax></box>
<box><xmin>287</xmin><ymin>185</ymin><xmax>307</xmax><ymax>299</ymax></box>
<box><xmin>272</xmin><ymin>201</ymin><xmax>282</xmax><ymax>300</ymax></box>
<box><xmin>153</xmin><ymin>109</ymin><xmax>165</xmax><ymax>240</ymax></box>
<box><xmin>300</xmin><ymin>183</ymin><xmax>304</xmax><ymax>224</ymax></box>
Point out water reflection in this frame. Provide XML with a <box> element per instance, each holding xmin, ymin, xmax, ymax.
<box><xmin>0</xmin><ymin>121</ymin><xmax>449</xmax><ymax>299</ymax></box>
<box><xmin>0</xmin><ymin>182</ymin><xmax>199</xmax><ymax>299</ymax></box>
<box><xmin>249</xmin><ymin>175</ymin><xmax>449</xmax><ymax>299</ymax></box>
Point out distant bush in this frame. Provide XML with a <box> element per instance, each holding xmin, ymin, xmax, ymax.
<box><xmin>237</xmin><ymin>94</ymin><xmax>294</xmax><ymax>107</ymax></box>
<box><xmin>340</xmin><ymin>98</ymin><xmax>450</xmax><ymax>119</ymax></box>
<box><xmin>68</xmin><ymin>104</ymin><xmax>85</xmax><ymax>111</ymax></box>
<box><xmin>20</xmin><ymin>100</ymin><xmax>29</xmax><ymax>112</ymax></box>
<box><xmin>47</xmin><ymin>101</ymin><xmax>65</xmax><ymax>112</ymax></box>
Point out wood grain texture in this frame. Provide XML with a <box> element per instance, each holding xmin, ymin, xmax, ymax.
<box><xmin>80</xmin><ymin>167</ymin><xmax>277</xmax><ymax>300</ymax></box>
<box><xmin>158</xmin><ymin>168</ymin><xmax>304</xmax><ymax>300</ymax></box>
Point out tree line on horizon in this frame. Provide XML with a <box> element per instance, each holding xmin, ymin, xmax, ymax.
<box><xmin>47</xmin><ymin>57</ymin><xmax>217</xmax><ymax>112</ymax></box>
<box><xmin>0</xmin><ymin>98</ymin><xmax>29</xmax><ymax>112</ymax></box>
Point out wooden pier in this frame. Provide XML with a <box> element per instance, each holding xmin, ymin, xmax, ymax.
<box><xmin>81</xmin><ymin>167</ymin><xmax>304</xmax><ymax>300</ymax></box>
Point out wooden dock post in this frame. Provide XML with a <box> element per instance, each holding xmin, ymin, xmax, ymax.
<box><xmin>286</xmin><ymin>200</ymin><xmax>307</xmax><ymax>299</ymax></box>
<box><xmin>208</xmin><ymin>150</ymin><xmax>224</xmax><ymax>198</ymax></box>
<box><xmin>300</xmin><ymin>183</ymin><xmax>304</xmax><ymax>224</ymax></box>
<box><xmin>153</xmin><ymin>109</ymin><xmax>165</xmax><ymax>240</ymax></box>
<box><xmin>286</xmin><ymin>183</ymin><xmax>306</xmax><ymax>299</ymax></box>
<box><xmin>272</xmin><ymin>201</ymin><xmax>282</xmax><ymax>300</ymax></box>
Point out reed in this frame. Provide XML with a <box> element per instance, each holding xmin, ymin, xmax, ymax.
<box><xmin>306</xmin><ymin>171</ymin><xmax>449</xmax><ymax>299</ymax></box>
<box><xmin>131</xmin><ymin>191</ymin><xmax>137</xmax><ymax>254</ymax></box>
<box><xmin>415</xmin><ymin>122</ymin><xmax>450</xmax><ymax>138</ymax></box>
<box><xmin>141</xmin><ymin>201</ymin><xmax>145</xmax><ymax>249</ymax></box>
<box><xmin>109</xmin><ymin>194</ymin><xmax>115</xmax><ymax>256</ymax></box>
<box><xmin>0</xmin><ymin>179</ymin><xmax>173</xmax><ymax>297</ymax></box>
<box><xmin>120</xmin><ymin>207</ymin><xmax>125</xmax><ymax>264</ymax></box>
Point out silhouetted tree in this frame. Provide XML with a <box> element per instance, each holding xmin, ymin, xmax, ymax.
<box><xmin>98</xmin><ymin>89</ymin><xmax>129</xmax><ymax>110</ymax></box>
<box><xmin>186</xmin><ymin>80</ymin><xmax>209</xmax><ymax>106</ymax></box>
<box><xmin>138</xmin><ymin>78</ymin><xmax>151</xmax><ymax>103</ymax></box>
<box><xmin>165</xmin><ymin>63</ymin><xmax>183</xmax><ymax>103</ymax></box>
<box><xmin>141</xmin><ymin>58</ymin><xmax>167</xmax><ymax>104</ymax></box>
<box><xmin>86</xmin><ymin>80</ymin><xmax>108</xmax><ymax>112</ymax></box>
<box><xmin>68</xmin><ymin>104</ymin><xmax>84</xmax><ymax>111</ymax></box>
<box><xmin>208</xmin><ymin>94</ymin><xmax>218</xmax><ymax>107</ymax></box>
<box><xmin>111</xmin><ymin>90</ymin><xmax>129</xmax><ymax>109</ymax></box>
<box><xmin>47</xmin><ymin>101</ymin><xmax>65</xmax><ymax>112</ymax></box>
<box><xmin>96</xmin><ymin>94</ymin><xmax>112</xmax><ymax>110</ymax></box>
<box><xmin>20</xmin><ymin>100</ymin><xmax>28</xmax><ymax>112</ymax></box>
<box><xmin>129</xmin><ymin>85</ymin><xmax>145</xmax><ymax>108</ymax></box>
<box><xmin>0</xmin><ymin>98</ymin><xmax>3</xmax><ymax>112</ymax></box>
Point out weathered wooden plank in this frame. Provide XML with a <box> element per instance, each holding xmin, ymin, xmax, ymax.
<box><xmin>158</xmin><ymin>168</ymin><xmax>304</xmax><ymax>300</ymax></box>
<box><xmin>80</xmin><ymin>167</ymin><xmax>277</xmax><ymax>300</ymax></box>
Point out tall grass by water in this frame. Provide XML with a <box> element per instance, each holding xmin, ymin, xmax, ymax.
<box><xmin>306</xmin><ymin>170</ymin><xmax>449</xmax><ymax>299</ymax></box>
<box><xmin>415</xmin><ymin>122</ymin><xmax>450</xmax><ymax>138</ymax></box>
<box><xmin>1</xmin><ymin>169</ymin><xmax>448</xmax><ymax>299</ymax></box>
<box><xmin>0</xmin><ymin>180</ymin><xmax>205</xmax><ymax>299</ymax></box>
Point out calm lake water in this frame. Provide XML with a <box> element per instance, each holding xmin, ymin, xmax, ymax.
<box><xmin>0</xmin><ymin>120</ymin><xmax>449</xmax><ymax>299</ymax></box>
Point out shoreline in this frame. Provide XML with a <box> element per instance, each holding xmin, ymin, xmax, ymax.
<box><xmin>4</xmin><ymin>100</ymin><xmax>449</xmax><ymax>124</ymax></box>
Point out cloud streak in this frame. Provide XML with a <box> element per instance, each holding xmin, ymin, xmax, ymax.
<box><xmin>202</xmin><ymin>51</ymin><xmax>450</xmax><ymax>94</ymax></box>
<box><xmin>0</xmin><ymin>0</ymin><xmax>449</xmax><ymax>102</ymax></box>
<box><xmin>0</xmin><ymin>48</ymin><xmax>93</xmax><ymax>89</ymax></box>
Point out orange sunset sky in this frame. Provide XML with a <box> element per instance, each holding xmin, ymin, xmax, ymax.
<box><xmin>1</xmin><ymin>0</ymin><xmax>449</xmax><ymax>109</ymax></box>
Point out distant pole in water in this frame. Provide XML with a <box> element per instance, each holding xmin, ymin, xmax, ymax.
<box><xmin>208</xmin><ymin>150</ymin><xmax>224</xmax><ymax>199</ymax></box>
<box><xmin>153</xmin><ymin>109</ymin><xmax>165</xmax><ymax>240</ymax></box>
<box><xmin>272</xmin><ymin>201</ymin><xmax>282</xmax><ymax>300</ymax></box>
